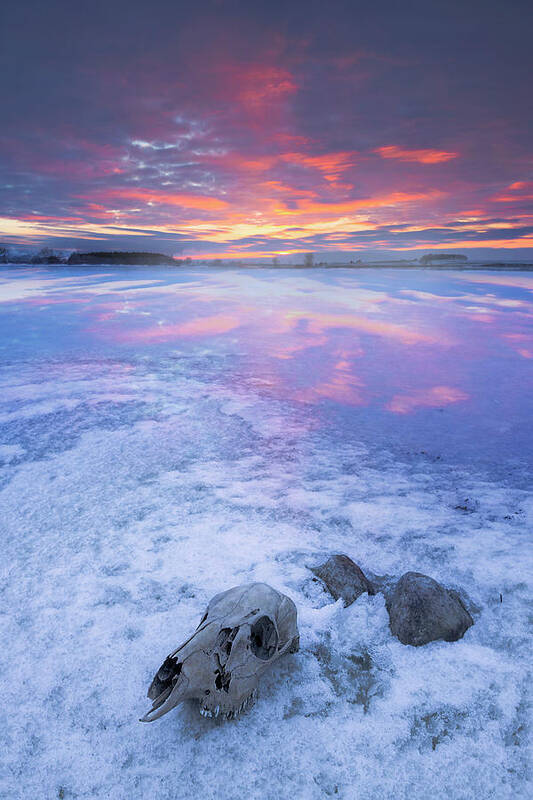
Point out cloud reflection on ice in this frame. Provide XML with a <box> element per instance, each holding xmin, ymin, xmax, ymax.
<box><xmin>1</xmin><ymin>266</ymin><xmax>532</xmax><ymax>451</ymax></box>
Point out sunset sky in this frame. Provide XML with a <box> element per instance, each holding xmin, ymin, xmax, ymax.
<box><xmin>1</xmin><ymin>0</ymin><xmax>532</xmax><ymax>260</ymax></box>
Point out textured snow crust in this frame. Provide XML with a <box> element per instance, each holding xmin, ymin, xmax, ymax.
<box><xmin>0</xmin><ymin>267</ymin><xmax>531</xmax><ymax>799</ymax></box>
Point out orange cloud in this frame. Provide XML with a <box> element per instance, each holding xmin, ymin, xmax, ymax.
<box><xmin>219</xmin><ymin>149</ymin><xmax>356</xmax><ymax>183</ymax></box>
<box><xmin>375</xmin><ymin>145</ymin><xmax>457</xmax><ymax>164</ymax></box>
<box><xmin>0</xmin><ymin>215</ymin><xmax>149</xmax><ymax>240</ymax></box>
<box><xmin>395</xmin><ymin>236</ymin><xmax>533</xmax><ymax>250</ymax></box>
<box><xmin>177</xmin><ymin>189</ymin><xmax>428</xmax><ymax>243</ymax></box>
<box><xmin>103</xmin><ymin>189</ymin><xmax>229</xmax><ymax>211</ymax></box>
<box><xmin>491</xmin><ymin>181</ymin><xmax>533</xmax><ymax>202</ymax></box>
<box><xmin>187</xmin><ymin>248</ymin><xmax>308</xmax><ymax>259</ymax></box>
<box><xmin>291</xmin><ymin>189</ymin><xmax>442</xmax><ymax>216</ymax></box>
<box><xmin>386</xmin><ymin>386</ymin><xmax>469</xmax><ymax>414</ymax></box>
<box><xmin>281</xmin><ymin>151</ymin><xmax>356</xmax><ymax>182</ymax></box>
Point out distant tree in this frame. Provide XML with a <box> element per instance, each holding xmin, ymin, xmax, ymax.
<box><xmin>303</xmin><ymin>252</ymin><xmax>314</xmax><ymax>267</ymax></box>
<box><xmin>272</xmin><ymin>256</ymin><xmax>279</xmax><ymax>266</ymax></box>
<box><xmin>420</xmin><ymin>253</ymin><xmax>467</xmax><ymax>264</ymax></box>
<box><xmin>32</xmin><ymin>247</ymin><xmax>63</xmax><ymax>264</ymax></box>
<box><xmin>0</xmin><ymin>246</ymin><xmax>9</xmax><ymax>263</ymax></box>
<box><xmin>67</xmin><ymin>251</ymin><xmax>176</xmax><ymax>266</ymax></box>
<box><xmin>31</xmin><ymin>247</ymin><xmax>51</xmax><ymax>263</ymax></box>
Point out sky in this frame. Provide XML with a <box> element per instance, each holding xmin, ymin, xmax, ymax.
<box><xmin>1</xmin><ymin>0</ymin><xmax>533</xmax><ymax>260</ymax></box>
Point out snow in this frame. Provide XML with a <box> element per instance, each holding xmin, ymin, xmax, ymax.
<box><xmin>0</xmin><ymin>266</ymin><xmax>532</xmax><ymax>799</ymax></box>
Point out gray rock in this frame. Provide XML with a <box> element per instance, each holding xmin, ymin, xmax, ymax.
<box><xmin>311</xmin><ymin>554</ymin><xmax>375</xmax><ymax>607</ymax></box>
<box><xmin>387</xmin><ymin>572</ymin><xmax>474</xmax><ymax>646</ymax></box>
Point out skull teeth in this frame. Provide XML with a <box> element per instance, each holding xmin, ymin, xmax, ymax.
<box><xmin>199</xmin><ymin>690</ymin><xmax>257</xmax><ymax>721</ymax></box>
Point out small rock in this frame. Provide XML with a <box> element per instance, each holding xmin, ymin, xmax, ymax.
<box><xmin>387</xmin><ymin>572</ymin><xmax>473</xmax><ymax>646</ymax></box>
<box><xmin>311</xmin><ymin>554</ymin><xmax>375</xmax><ymax>607</ymax></box>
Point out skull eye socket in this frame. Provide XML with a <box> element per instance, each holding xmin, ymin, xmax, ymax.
<box><xmin>250</xmin><ymin>616</ymin><xmax>278</xmax><ymax>660</ymax></box>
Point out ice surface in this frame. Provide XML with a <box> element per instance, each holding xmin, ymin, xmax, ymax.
<box><xmin>0</xmin><ymin>266</ymin><xmax>531</xmax><ymax>799</ymax></box>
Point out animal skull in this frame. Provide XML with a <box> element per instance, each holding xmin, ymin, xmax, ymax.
<box><xmin>141</xmin><ymin>583</ymin><xmax>299</xmax><ymax>722</ymax></box>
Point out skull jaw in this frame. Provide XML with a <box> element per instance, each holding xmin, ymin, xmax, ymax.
<box><xmin>196</xmin><ymin>664</ymin><xmax>260</xmax><ymax>719</ymax></box>
<box><xmin>199</xmin><ymin>688</ymin><xmax>258</xmax><ymax>719</ymax></box>
<box><xmin>139</xmin><ymin>674</ymin><xmax>192</xmax><ymax>723</ymax></box>
<box><xmin>196</xmin><ymin>632</ymin><xmax>300</xmax><ymax>719</ymax></box>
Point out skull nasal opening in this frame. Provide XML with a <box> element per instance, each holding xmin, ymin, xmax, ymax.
<box><xmin>148</xmin><ymin>656</ymin><xmax>182</xmax><ymax>701</ymax></box>
<box><xmin>250</xmin><ymin>616</ymin><xmax>278</xmax><ymax>660</ymax></box>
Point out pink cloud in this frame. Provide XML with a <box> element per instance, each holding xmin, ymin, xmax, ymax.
<box><xmin>287</xmin><ymin>311</ymin><xmax>436</xmax><ymax>345</ymax></box>
<box><xmin>119</xmin><ymin>314</ymin><xmax>241</xmax><ymax>342</ymax></box>
<box><xmin>374</xmin><ymin>145</ymin><xmax>458</xmax><ymax>164</ymax></box>
<box><xmin>96</xmin><ymin>188</ymin><xmax>229</xmax><ymax>211</ymax></box>
<box><xmin>296</xmin><ymin>357</ymin><xmax>366</xmax><ymax>405</ymax></box>
<box><xmin>386</xmin><ymin>385</ymin><xmax>469</xmax><ymax>414</ymax></box>
<box><xmin>457</xmin><ymin>274</ymin><xmax>533</xmax><ymax>291</ymax></box>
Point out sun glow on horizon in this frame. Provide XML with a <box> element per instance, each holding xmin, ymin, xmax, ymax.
<box><xmin>1</xmin><ymin>10</ymin><xmax>532</xmax><ymax>259</ymax></box>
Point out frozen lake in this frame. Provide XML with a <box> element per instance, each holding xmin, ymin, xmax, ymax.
<box><xmin>0</xmin><ymin>266</ymin><xmax>532</xmax><ymax>799</ymax></box>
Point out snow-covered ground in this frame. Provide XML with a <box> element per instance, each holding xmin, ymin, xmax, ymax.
<box><xmin>0</xmin><ymin>267</ymin><xmax>531</xmax><ymax>799</ymax></box>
